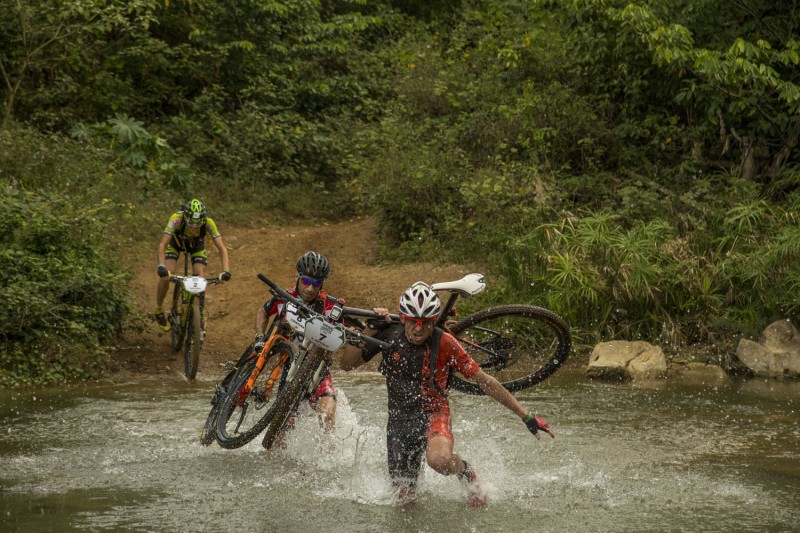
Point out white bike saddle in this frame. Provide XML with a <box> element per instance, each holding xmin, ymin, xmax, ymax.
<box><xmin>431</xmin><ymin>273</ymin><xmax>486</xmax><ymax>297</ymax></box>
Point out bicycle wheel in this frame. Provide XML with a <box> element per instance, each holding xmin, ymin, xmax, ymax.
<box><xmin>200</xmin><ymin>385</ymin><xmax>226</xmax><ymax>446</ymax></box>
<box><xmin>261</xmin><ymin>349</ymin><xmax>326</xmax><ymax>451</ymax></box>
<box><xmin>200</xmin><ymin>344</ymin><xmax>255</xmax><ymax>446</ymax></box>
<box><xmin>183</xmin><ymin>298</ymin><xmax>202</xmax><ymax>380</ymax></box>
<box><xmin>215</xmin><ymin>340</ymin><xmax>295</xmax><ymax>449</ymax></box>
<box><xmin>448</xmin><ymin>304</ymin><xmax>571</xmax><ymax>395</ymax></box>
<box><xmin>169</xmin><ymin>284</ymin><xmax>183</xmax><ymax>352</ymax></box>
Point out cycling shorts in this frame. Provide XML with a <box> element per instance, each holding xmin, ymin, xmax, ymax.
<box><xmin>165</xmin><ymin>236</ymin><xmax>208</xmax><ymax>265</ymax></box>
<box><xmin>386</xmin><ymin>411</ymin><xmax>453</xmax><ymax>486</ymax></box>
<box><xmin>308</xmin><ymin>374</ymin><xmax>336</xmax><ymax>407</ymax></box>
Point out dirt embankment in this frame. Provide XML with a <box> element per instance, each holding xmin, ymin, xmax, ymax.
<box><xmin>112</xmin><ymin>217</ymin><xmax>474</xmax><ymax>378</ymax></box>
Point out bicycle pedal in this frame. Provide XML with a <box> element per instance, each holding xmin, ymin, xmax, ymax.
<box><xmin>223</xmin><ymin>361</ymin><xmax>235</xmax><ymax>371</ymax></box>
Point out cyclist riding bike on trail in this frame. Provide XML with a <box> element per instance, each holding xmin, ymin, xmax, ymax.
<box><xmin>253</xmin><ymin>251</ymin><xmax>342</xmax><ymax>437</ymax></box>
<box><xmin>154</xmin><ymin>199</ymin><xmax>231</xmax><ymax>331</ymax></box>
<box><xmin>340</xmin><ymin>282</ymin><xmax>555</xmax><ymax>507</ymax></box>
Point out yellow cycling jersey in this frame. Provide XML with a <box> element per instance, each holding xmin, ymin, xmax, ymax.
<box><xmin>163</xmin><ymin>212</ymin><xmax>222</xmax><ymax>240</ymax></box>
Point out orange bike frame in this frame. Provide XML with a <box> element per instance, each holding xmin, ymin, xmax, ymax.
<box><xmin>237</xmin><ymin>333</ymin><xmax>293</xmax><ymax>404</ymax></box>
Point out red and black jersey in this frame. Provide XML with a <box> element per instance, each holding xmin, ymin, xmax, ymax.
<box><xmin>262</xmin><ymin>287</ymin><xmax>343</xmax><ymax>319</ymax></box>
<box><xmin>361</xmin><ymin>324</ymin><xmax>480</xmax><ymax>420</ymax></box>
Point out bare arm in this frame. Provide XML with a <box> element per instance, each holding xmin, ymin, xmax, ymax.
<box><xmin>341</xmin><ymin>342</ymin><xmax>368</xmax><ymax>371</ymax></box>
<box><xmin>341</xmin><ymin>321</ymin><xmax>380</xmax><ymax>370</ymax></box>
<box><xmin>156</xmin><ymin>233</ymin><xmax>172</xmax><ymax>266</ymax></box>
<box><xmin>340</xmin><ymin>307</ymin><xmax>391</xmax><ymax>371</ymax></box>
<box><xmin>473</xmin><ymin>369</ymin><xmax>555</xmax><ymax>439</ymax></box>
<box><xmin>212</xmin><ymin>235</ymin><xmax>230</xmax><ymax>272</ymax></box>
<box><xmin>473</xmin><ymin>369</ymin><xmax>528</xmax><ymax>418</ymax></box>
<box><xmin>254</xmin><ymin>305</ymin><xmax>269</xmax><ymax>337</ymax></box>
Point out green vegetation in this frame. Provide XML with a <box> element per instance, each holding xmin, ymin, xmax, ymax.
<box><xmin>2</xmin><ymin>0</ymin><xmax>799</xmax><ymax>384</ymax></box>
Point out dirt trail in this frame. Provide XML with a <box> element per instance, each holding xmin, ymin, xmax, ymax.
<box><xmin>113</xmin><ymin>217</ymin><xmax>473</xmax><ymax>377</ymax></box>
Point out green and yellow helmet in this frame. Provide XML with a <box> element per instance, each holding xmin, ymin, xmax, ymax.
<box><xmin>183</xmin><ymin>199</ymin><xmax>206</xmax><ymax>224</ymax></box>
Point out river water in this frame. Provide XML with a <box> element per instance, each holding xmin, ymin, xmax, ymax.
<box><xmin>1</xmin><ymin>366</ymin><xmax>798</xmax><ymax>532</ymax></box>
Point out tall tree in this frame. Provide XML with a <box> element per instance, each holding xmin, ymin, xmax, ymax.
<box><xmin>0</xmin><ymin>0</ymin><xmax>159</xmax><ymax>129</ymax></box>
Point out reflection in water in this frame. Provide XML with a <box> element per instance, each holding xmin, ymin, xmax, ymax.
<box><xmin>1</xmin><ymin>370</ymin><xmax>798</xmax><ymax>532</ymax></box>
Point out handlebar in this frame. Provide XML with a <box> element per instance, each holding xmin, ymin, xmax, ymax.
<box><xmin>170</xmin><ymin>274</ymin><xmax>222</xmax><ymax>284</ymax></box>
<box><xmin>256</xmin><ymin>273</ymin><xmax>392</xmax><ymax>352</ymax></box>
<box><xmin>257</xmin><ymin>272</ymin><xmax>303</xmax><ymax>306</ymax></box>
<box><xmin>344</xmin><ymin>329</ymin><xmax>391</xmax><ymax>352</ymax></box>
<box><xmin>342</xmin><ymin>306</ymin><xmax>401</xmax><ymax>322</ymax></box>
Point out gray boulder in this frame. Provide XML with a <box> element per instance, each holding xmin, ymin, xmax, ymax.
<box><xmin>669</xmin><ymin>362</ymin><xmax>728</xmax><ymax>383</ymax></box>
<box><xmin>735</xmin><ymin>319</ymin><xmax>800</xmax><ymax>379</ymax></box>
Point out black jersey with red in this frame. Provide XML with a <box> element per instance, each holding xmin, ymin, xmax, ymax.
<box><xmin>360</xmin><ymin>324</ymin><xmax>480</xmax><ymax>420</ymax></box>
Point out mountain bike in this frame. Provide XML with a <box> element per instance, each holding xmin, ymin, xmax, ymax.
<box><xmin>206</xmin><ymin>272</ymin><xmax>570</xmax><ymax>449</ymax></box>
<box><xmin>211</xmin><ymin>273</ymin><xmax>389</xmax><ymax>450</ymax></box>
<box><xmin>167</xmin><ymin>254</ymin><xmax>221</xmax><ymax>380</ymax></box>
<box><xmin>341</xmin><ymin>273</ymin><xmax>572</xmax><ymax>396</ymax></box>
<box><xmin>258</xmin><ymin>272</ymin><xmax>571</xmax><ymax>450</ymax></box>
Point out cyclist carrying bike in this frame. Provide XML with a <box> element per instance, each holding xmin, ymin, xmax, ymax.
<box><xmin>154</xmin><ymin>199</ymin><xmax>231</xmax><ymax>331</ymax></box>
<box><xmin>340</xmin><ymin>282</ymin><xmax>555</xmax><ymax>507</ymax></box>
<box><xmin>253</xmin><ymin>251</ymin><xmax>342</xmax><ymax>435</ymax></box>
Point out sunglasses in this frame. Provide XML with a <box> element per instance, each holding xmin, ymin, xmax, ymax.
<box><xmin>299</xmin><ymin>276</ymin><xmax>323</xmax><ymax>288</ymax></box>
<box><xmin>401</xmin><ymin>315</ymin><xmax>435</xmax><ymax>328</ymax></box>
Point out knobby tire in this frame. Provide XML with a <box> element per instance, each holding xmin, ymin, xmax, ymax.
<box><xmin>448</xmin><ymin>304</ymin><xmax>571</xmax><ymax>395</ymax></box>
<box><xmin>260</xmin><ymin>349</ymin><xmax>327</xmax><ymax>451</ymax></box>
<box><xmin>215</xmin><ymin>341</ymin><xmax>294</xmax><ymax>449</ymax></box>
<box><xmin>169</xmin><ymin>284</ymin><xmax>183</xmax><ymax>352</ymax></box>
<box><xmin>200</xmin><ymin>344</ymin><xmax>255</xmax><ymax>446</ymax></box>
<box><xmin>183</xmin><ymin>298</ymin><xmax>202</xmax><ymax>380</ymax></box>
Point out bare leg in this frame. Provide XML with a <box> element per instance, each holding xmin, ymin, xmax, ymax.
<box><xmin>155</xmin><ymin>258</ymin><xmax>178</xmax><ymax>309</ymax></box>
<box><xmin>314</xmin><ymin>396</ymin><xmax>336</xmax><ymax>433</ymax></box>
<box><xmin>192</xmin><ymin>261</ymin><xmax>207</xmax><ymax>277</ymax></box>
<box><xmin>426</xmin><ymin>435</ymin><xmax>487</xmax><ymax>507</ymax></box>
<box><xmin>426</xmin><ymin>435</ymin><xmax>464</xmax><ymax>475</ymax></box>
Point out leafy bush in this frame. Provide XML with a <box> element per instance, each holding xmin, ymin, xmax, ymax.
<box><xmin>0</xmin><ymin>187</ymin><xmax>131</xmax><ymax>385</ymax></box>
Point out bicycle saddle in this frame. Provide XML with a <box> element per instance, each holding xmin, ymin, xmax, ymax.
<box><xmin>431</xmin><ymin>273</ymin><xmax>486</xmax><ymax>297</ymax></box>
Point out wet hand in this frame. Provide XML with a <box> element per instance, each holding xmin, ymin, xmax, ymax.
<box><xmin>373</xmin><ymin>307</ymin><xmax>392</xmax><ymax>323</ymax></box>
<box><xmin>254</xmin><ymin>333</ymin><xmax>267</xmax><ymax>353</ymax></box>
<box><xmin>523</xmin><ymin>413</ymin><xmax>555</xmax><ymax>440</ymax></box>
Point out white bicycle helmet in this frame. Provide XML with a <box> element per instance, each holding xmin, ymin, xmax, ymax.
<box><xmin>398</xmin><ymin>282</ymin><xmax>441</xmax><ymax>318</ymax></box>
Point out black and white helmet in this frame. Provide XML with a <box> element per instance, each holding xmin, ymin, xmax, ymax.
<box><xmin>398</xmin><ymin>282</ymin><xmax>441</xmax><ymax>318</ymax></box>
<box><xmin>296</xmin><ymin>251</ymin><xmax>331</xmax><ymax>280</ymax></box>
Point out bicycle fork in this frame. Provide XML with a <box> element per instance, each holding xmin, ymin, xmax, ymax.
<box><xmin>238</xmin><ymin>335</ymin><xmax>292</xmax><ymax>406</ymax></box>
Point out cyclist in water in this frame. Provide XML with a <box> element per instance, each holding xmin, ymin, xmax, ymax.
<box><xmin>154</xmin><ymin>199</ymin><xmax>231</xmax><ymax>331</ymax></box>
<box><xmin>340</xmin><ymin>281</ymin><xmax>555</xmax><ymax>506</ymax></box>
<box><xmin>253</xmin><ymin>251</ymin><xmax>342</xmax><ymax>437</ymax></box>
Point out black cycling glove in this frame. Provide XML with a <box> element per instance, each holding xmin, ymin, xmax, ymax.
<box><xmin>523</xmin><ymin>413</ymin><xmax>553</xmax><ymax>437</ymax></box>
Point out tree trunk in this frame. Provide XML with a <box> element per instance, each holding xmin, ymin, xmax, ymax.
<box><xmin>768</xmin><ymin>119</ymin><xmax>800</xmax><ymax>180</ymax></box>
<box><xmin>732</xmin><ymin>128</ymin><xmax>769</xmax><ymax>181</ymax></box>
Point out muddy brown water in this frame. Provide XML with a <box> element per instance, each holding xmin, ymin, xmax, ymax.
<box><xmin>2</xmin><ymin>366</ymin><xmax>799</xmax><ymax>532</ymax></box>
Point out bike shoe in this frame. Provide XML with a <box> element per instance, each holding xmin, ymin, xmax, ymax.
<box><xmin>154</xmin><ymin>311</ymin><xmax>170</xmax><ymax>332</ymax></box>
<box><xmin>459</xmin><ymin>464</ymin><xmax>488</xmax><ymax>508</ymax></box>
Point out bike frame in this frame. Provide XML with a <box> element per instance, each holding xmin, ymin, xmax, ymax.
<box><xmin>256</xmin><ymin>275</ymin><xmax>388</xmax><ymax>394</ymax></box>
<box><xmin>170</xmin><ymin>254</ymin><xmax>201</xmax><ymax>338</ymax></box>
<box><xmin>340</xmin><ymin>272</ymin><xmax>487</xmax><ymax>330</ymax></box>
<box><xmin>237</xmin><ymin>327</ymin><xmax>293</xmax><ymax>406</ymax></box>
<box><xmin>167</xmin><ymin>250</ymin><xmax>223</xmax><ymax>382</ymax></box>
